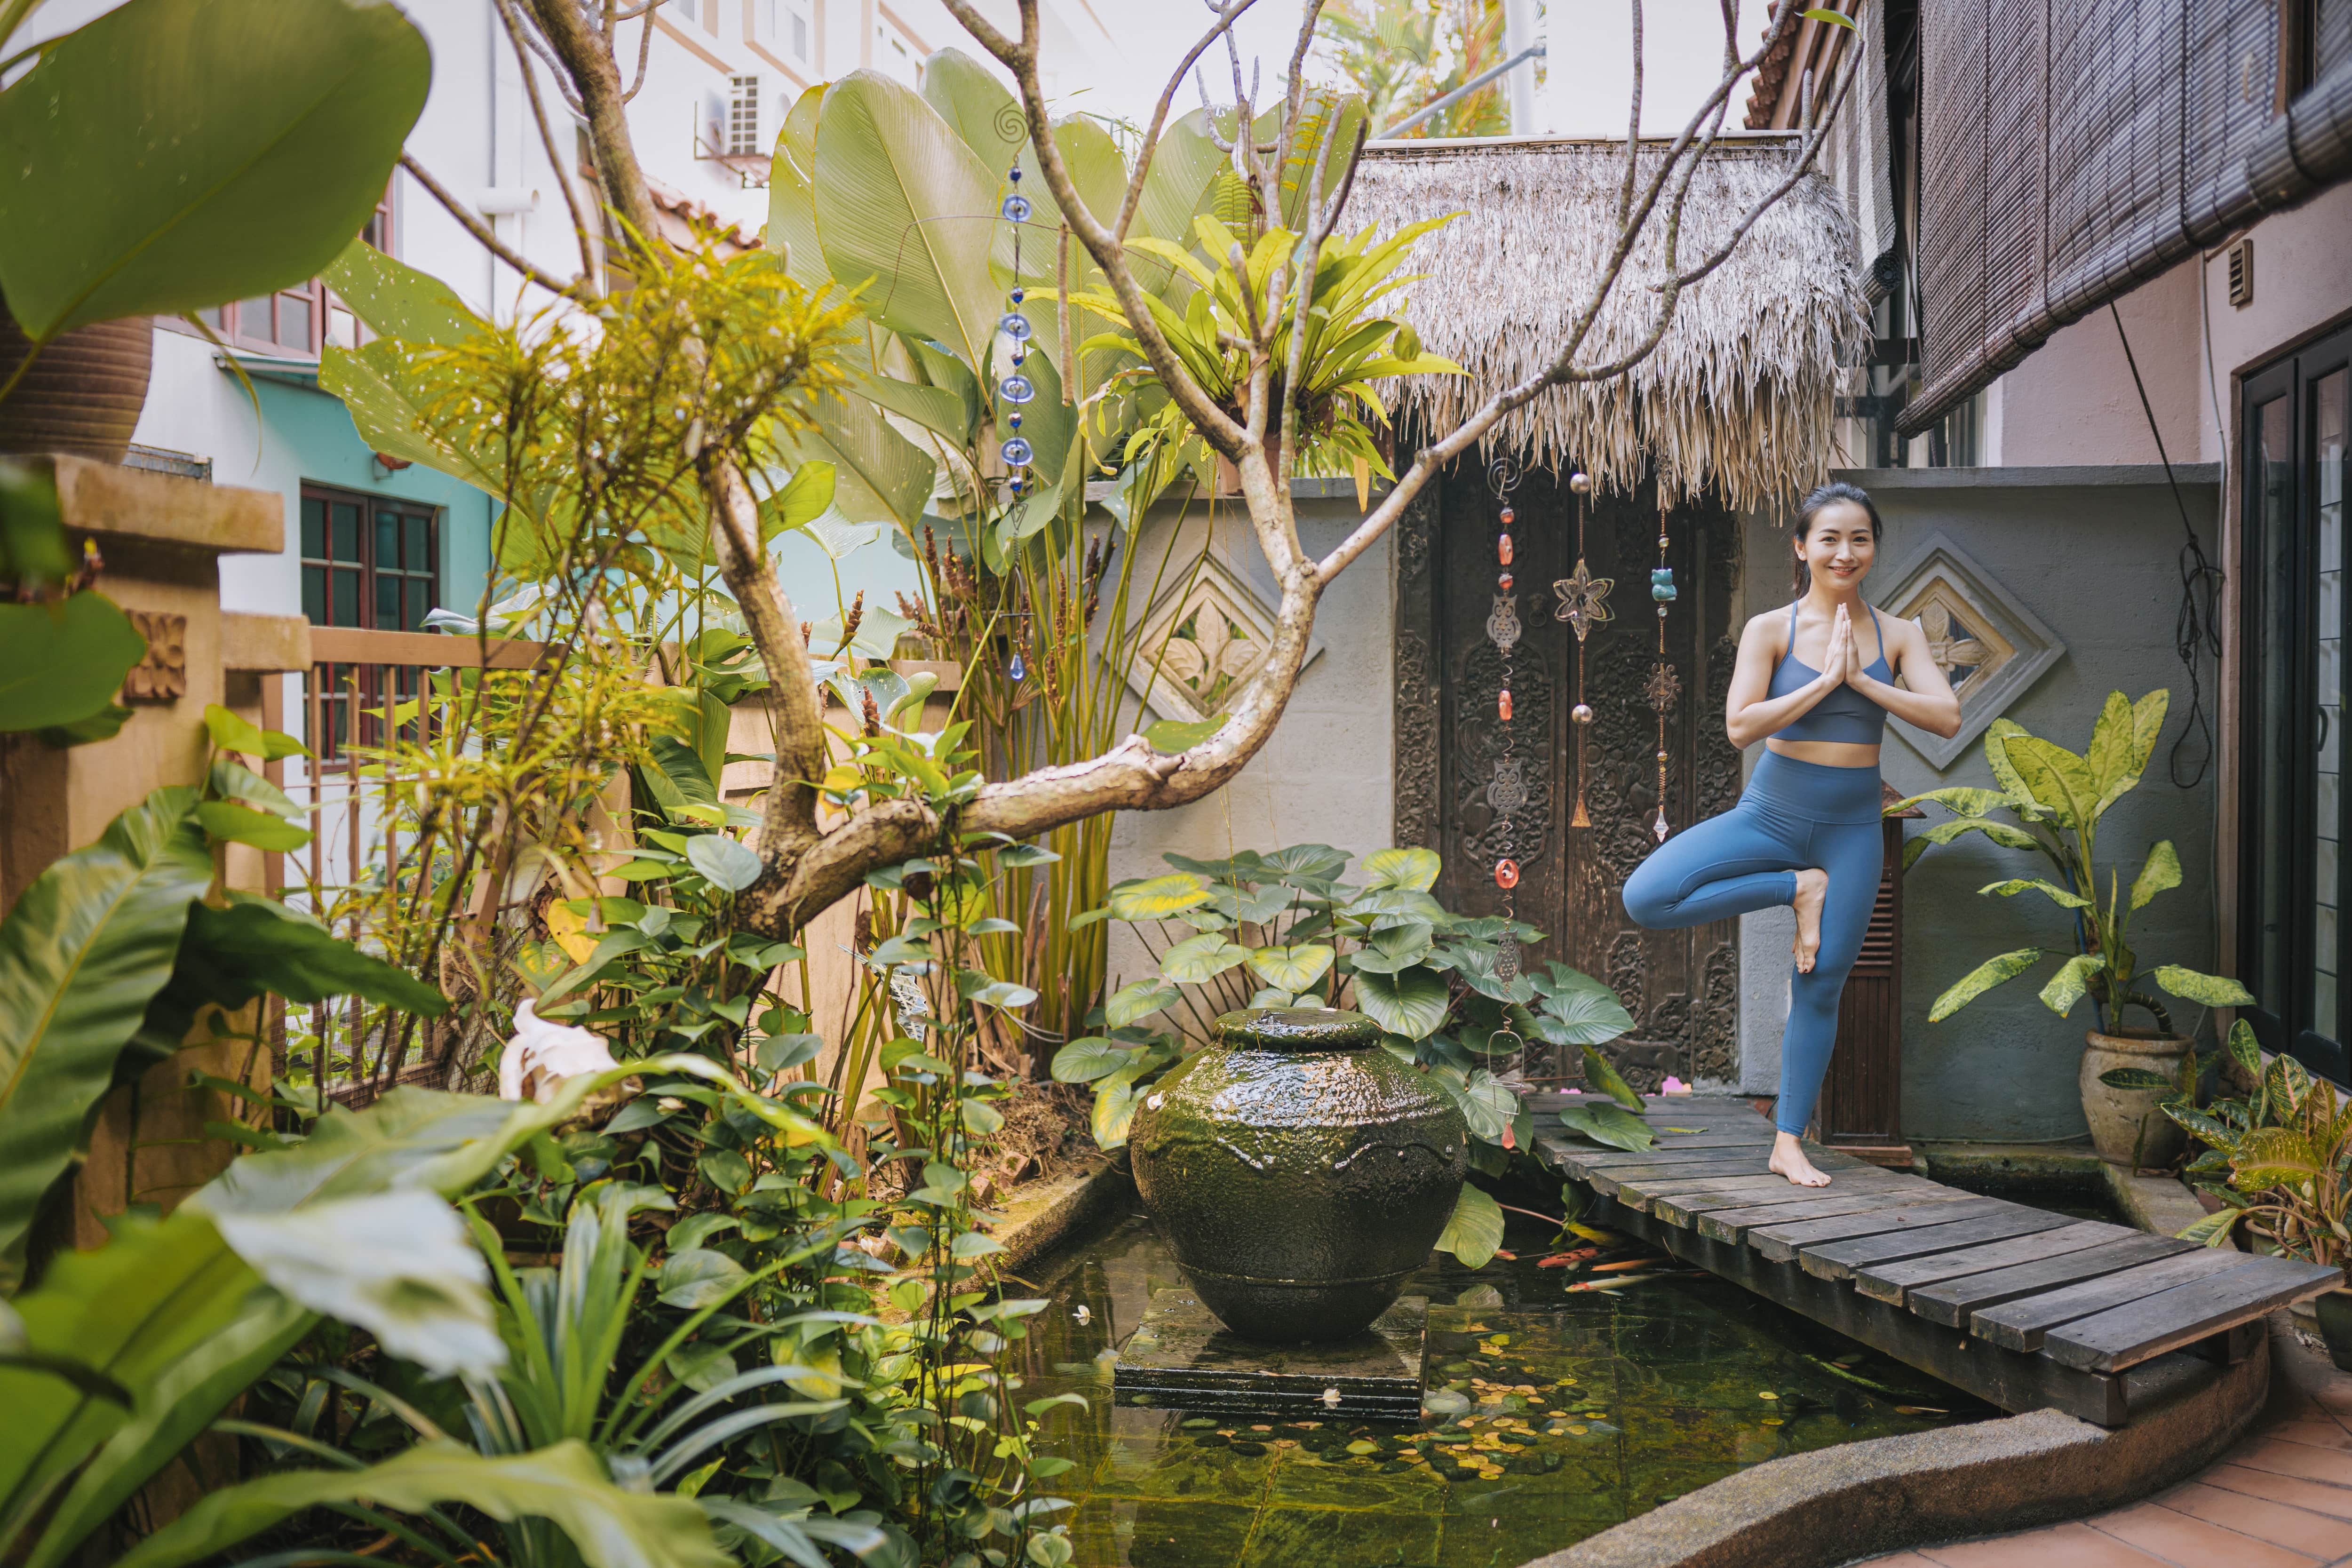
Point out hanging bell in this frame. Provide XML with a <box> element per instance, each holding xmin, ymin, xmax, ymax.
<box><xmin>1498</xmin><ymin>688</ymin><xmax>1513</xmax><ymax>722</ymax></box>
<box><xmin>1497</xmin><ymin>533</ymin><xmax>1514</xmax><ymax>565</ymax></box>
<box><xmin>1494</xmin><ymin>859</ymin><xmax>1520</xmax><ymax>890</ymax></box>
<box><xmin>1651</xmin><ymin>566</ymin><xmax>1678</xmax><ymax>603</ymax></box>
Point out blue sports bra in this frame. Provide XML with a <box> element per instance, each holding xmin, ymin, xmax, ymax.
<box><xmin>1767</xmin><ymin>601</ymin><xmax>1892</xmax><ymax>745</ymax></box>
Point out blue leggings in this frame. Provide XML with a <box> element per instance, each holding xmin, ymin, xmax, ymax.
<box><xmin>1621</xmin><ymin>751</ymin><xmax>1883</xmax><ymax>1135</ymax></box>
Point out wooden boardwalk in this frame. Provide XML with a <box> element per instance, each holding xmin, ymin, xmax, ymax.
<box><xmin>1526</xmin><ymin>1094</ymin><xmax>2343</xmax><ymax>1427</ymax></box>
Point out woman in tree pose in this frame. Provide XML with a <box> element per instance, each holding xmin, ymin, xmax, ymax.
<box><xmin>1621</xmin><ymin>483</ymin><xmax>1963</xmax><ymax>1186</ymax></box>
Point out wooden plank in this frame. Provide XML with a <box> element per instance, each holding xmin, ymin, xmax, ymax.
<box><xmin>1650</xmin><ymin>1174</ymin><xmax>1935</xmax><ymax>1228</ymax></box>
<box><xmin>1798</xmin><ymin>1205</ymin><xmax>2073</xmax><ymax>1280</ymax></box>
<box><xmin>1585</xmin><ymin>1193</ymin><xmax>2130</xmax><ymax>1425</ymax></box>
<box><xmin>2041</xmin><ymin>1258</ymin><xmax>2344</xmax><ymax>1371</ymax></box>
<box><xmin>1970</xmin><ymin>1248</ymin><xmax>2258</xmax><ymax>1351</ymax></box>
<box><xmin>1587</xmin><ymin>1159</ymin><xmax>1784</xmax><ymax>1197</ymax></box>
<box><xmin>1698</xmin><ymin>1186</ymin><xmax>1971</xmax><ymax>1243</ymax></box>
<box><xmin>1573</xmin><ymin>1149</ymin><xmax>1780</xmax><ymax>1177</ymax></box>
<box><xmin>1621</xmin><ymin>1166</ymin><xmax>1907</xmax><ymax>1206</ymax></box>
<box><xmin>1748</xmin><ymin>1194</ymin><xmax>2013</xmax><ymax>1262</ymax></box>
<box><xmin>1851</xmin><ymin>1220</ymin><xmax>2133</xmax><ymax>1304</ymax></box>
<box><xmin>1907</xmin><ymin>1234</ymin><xmax>2198</xmax><ymax>1328</ymax></box>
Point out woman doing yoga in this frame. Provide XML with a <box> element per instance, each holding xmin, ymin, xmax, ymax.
<box><xmin>1621</xmin><ymin>483</ymin><xmax>1962</xmax><ymax>1186</ymax></box>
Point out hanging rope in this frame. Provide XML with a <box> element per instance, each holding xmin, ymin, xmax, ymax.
<box><xmin>2108</xmin><ymin>302</ymin><xmax>2224</xmax><ymax>789</ymax></box>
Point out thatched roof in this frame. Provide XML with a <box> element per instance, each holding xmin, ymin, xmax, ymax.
<box><xmin>1350</xmin><ymin>137</ymin><xmax>1868</xmax><ymax>512</ymax></box>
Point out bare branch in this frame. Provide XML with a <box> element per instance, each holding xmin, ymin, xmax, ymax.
<box><xmin>622</xmin><ymin>2</ymin><xmax>656</xmax><ymax>101</ymax></box>
<box><xmin>528</xmin><ymin>0</ymin><xmax>664</xmax><ymax>250</ymax></box>
<box><xmin>507</xmin><ymin>0</ymin><xmax>588</xmax><ymax>113</ymax></box>
<box><xmin>1617</xmin><ymin>0</ymin><xmax>1644</xmax><ymax>231</ymax></box>
<box><xmin>1111</xmin><ymin>0</ymin><xmax>1267</xmax><ymax>243</ymax></box>
<box><xmin>493</xmin><ymin>0</ymin><xmax>601</xmax><ymax>291</ymax></box>
<box><xmin>399</xmin><ymin>153</ymin><xmax>590</xmax><ymax>301</ymax></box>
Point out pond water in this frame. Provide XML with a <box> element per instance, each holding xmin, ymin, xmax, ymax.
<box><xmin>1013</xmin><ymin>1212</ymin><xmax>1995</xmax><ymax>1568</ymax></box>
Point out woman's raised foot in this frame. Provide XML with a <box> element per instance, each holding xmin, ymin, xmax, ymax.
<box><xmin>1790</xmin><ymin>868</ymin><xmax>1828</xmax><ymax>973</ymax></box>
<box><xmin>1770</xmin><ymin>1130</ymin><xmax>1831</xmax><ymax>1187</ymax></box>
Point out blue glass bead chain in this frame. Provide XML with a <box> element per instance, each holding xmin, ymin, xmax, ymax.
<box><xmin>997</xmin><ymin>160</ymin><xmax>1036</xmax><ymax>682</ymax></box>
<box><xmin>1647</xmin><ymin>498</ymin><xmax>1680</xmax><ymax>843</ymax></box>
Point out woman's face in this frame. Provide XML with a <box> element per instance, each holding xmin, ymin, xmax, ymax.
<box><xmin>1796</xmin><ymin>501</ymin><xmax>1876</xmax><ymax>589</ymax></box>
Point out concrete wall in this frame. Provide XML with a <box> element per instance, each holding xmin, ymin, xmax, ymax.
<box><xmin>1736</xmin><ymin>468</ymin><xmax>2224</xmax><ymax>1141</ymax></box>
<box><xmin>1100</xmin><ymin>494</ymin><xmax>1395</xmax><ymax>996</ymax></box>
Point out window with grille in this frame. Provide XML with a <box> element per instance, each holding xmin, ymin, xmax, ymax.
<box><xmin>727</xmin><ymin>75</ymin><xmax>763</xmax><ymax>157</ymax></box>
<box><xmin>300</xmin><ymin>486</ymin><xmax>441</xmax><ymax>632</ymax></box>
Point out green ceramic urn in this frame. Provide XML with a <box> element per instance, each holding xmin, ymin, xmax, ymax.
<box><xmin>1128</xmin><ymin>1007</ymin><xmax>1468</xmax><ymax>1342</ymax></box>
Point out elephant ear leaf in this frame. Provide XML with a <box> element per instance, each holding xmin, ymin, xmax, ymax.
<box><xmin>1433</xmin><ymin>1184</ymin><xmax>1504</xmax><ymax>1269</ymax></box>
<box><xmin>1556</xmin><ymin>1101</ymin><xmax>1654</xmax><ymax>1153</ymax></box>
<box><xmin>1579</xmin><ymin>1044</ymin><xmax>1645</xmax><ymax>1110</ymax></box>
<box><xmin>0</xmin><ymin>787</ymin><xmax>211</xmax><ymax>1294</ymax></box>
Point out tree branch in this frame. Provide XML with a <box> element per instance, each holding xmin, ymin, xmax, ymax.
<box><xmin>492</xmin><ymin>0</ymin><xmax>601</xmax><ymax>291</ymax></box>
<box><xmin>398</xmin><ymin>153</ymin><xmax>590</xmax><ymax>302</ymax></box>
<box><xmin>527</xmin><ymin>0</ymin><xmax>664</xmax><ymax>249</ymax></box>
<box><xmin>1111</xmin><ymin>0</ymin><xmax>1267</xmax><ymax>243</ymax></box>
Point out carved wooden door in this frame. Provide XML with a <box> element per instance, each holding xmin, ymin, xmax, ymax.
<box><xmin>1393</xmin><ymin>465</ymin><xmax>1744</xmax><ymax>1090</ymax></box>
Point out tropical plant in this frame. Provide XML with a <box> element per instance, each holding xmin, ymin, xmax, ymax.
<box><xmin>1056</xmin><ymin>842</ymin><xmax>1636</xmax><ymax>1159</ymax></box>
<box><xmin>0</xmin><ymin>1066</ymin><xmax>747</xmax><ymax>1568</ymax></box>
<box><xmin>1318</xmin><ymin>0</ymin><xmax>1515</xmax><ymax>138</ymax></box>
<box><xmin>1902</xmin><ymin>690</ymin><xmax>2254</xmax><ymax>1034</ymax></box>
<box><xmin>391</xmin><ymin>0</ymin><xmax>1864</xmax><ymax>948</ymax></box>
<box><xmin>2162</xmin><ymin>1021</ymin><xmax>2352</xmax><ymax>1265</ymax></box>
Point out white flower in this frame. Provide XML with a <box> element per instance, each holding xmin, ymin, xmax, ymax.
<box><xmin>500</xmin><ymin>998</ymin><xmax>621</xmax><ymax>1104</ymax></box>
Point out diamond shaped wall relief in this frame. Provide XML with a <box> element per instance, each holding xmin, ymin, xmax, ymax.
<box><xmin>1877</xmin><ymin>531</ymin><xmax>2064</xmax><ymax>770</ymax></box>
<box><xmin>1123</xmin><ymin>541</ymin><xmax>1323</xmax><ymax>726</ymax></box>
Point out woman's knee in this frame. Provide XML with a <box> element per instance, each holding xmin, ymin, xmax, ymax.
<box><xmin>1621</xmin><ymin>860</ymin><xmax>1675</xmax><ymax>929</ymax></box>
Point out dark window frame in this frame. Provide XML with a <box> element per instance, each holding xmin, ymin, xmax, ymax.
<box><xmin>299</xmin><ymin>483</ymin><xmax>443</xmax><ymax>634</ymax></box>
<box><xmin>171</xmin><ymin>193</ymin><xmax>394</xmax><ymax>358</ymax></box>
<box><xmin>2239</xmin><ymin>321</ymin><xmax>2352</xmax><ymax>1084</ymax></box>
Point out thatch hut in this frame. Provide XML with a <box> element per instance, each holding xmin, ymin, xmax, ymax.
<box><xmin>1351</xmin><ymin>136</ymin><xmax>1869</xmax><ymax>511</ymax></box>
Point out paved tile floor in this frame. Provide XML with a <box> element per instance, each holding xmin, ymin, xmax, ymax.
<box><xmin>1862</xmin><ymin>1314</ymin><xmax>2352</xmax><ymax>1567</ymax></box>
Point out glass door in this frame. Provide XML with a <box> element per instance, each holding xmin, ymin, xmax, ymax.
<box><xmin>2242</xmin><ymin>326</ymin><xmax>2352</xmax><ymax>1083</ymax></box>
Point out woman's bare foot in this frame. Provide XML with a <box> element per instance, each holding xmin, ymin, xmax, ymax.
<box><xmin>1770</xmin><ymin>1130</ymin><xmax>1831</xmax><ymax>1187</ymax></box>
<box><xmin>1790</xmin><ymin>868</ymin><xmax>1828</xmax><ymax>973</ymax></box>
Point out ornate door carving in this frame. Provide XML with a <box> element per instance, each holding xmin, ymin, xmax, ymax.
<box><xmin>1394</xmin><ymin>463</ymin><xmax>1743</xmax><ymax>1090</ymax></box>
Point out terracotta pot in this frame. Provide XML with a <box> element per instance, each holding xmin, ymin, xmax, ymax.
<box><xmin>2079</xmin><ymin>1028</ymin><xmax>2192</xmax><ymax>1168</ymax></box>
<box><xmin>0</xmin><ymin>295</ymin><xmax>152</xmax><ymax>464</ymax></box>
<box><xmin>1129</xmin><ymin>1007</ymin><xmax>1467</xmax><ymax>1343</ymax></box>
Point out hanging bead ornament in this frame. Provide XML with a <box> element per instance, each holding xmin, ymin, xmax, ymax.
<box><xmin>994</xmin><ymin>162</ymin><xmax>1034</xmax><ymax>679</ymax></box>
<box><xmin>1554</xmin><ymin>470</ymin><xmax>1611</xmax><ymax>829</ymax></box>
<box><xmin>1484</xmin><ymin>454</ymin><xmax>1525</xmax><ymax>981</ymax></box>
<box><xmin>1647</xmin><ymin>499</ymin><xmax>1679</xmax><ymax>842</ymax></box>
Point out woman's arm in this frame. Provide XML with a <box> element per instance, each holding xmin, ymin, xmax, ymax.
<box><xmin>1851</xmin><ymin>615</ymin><xmax>1963</xmax><ymax>738</ymax></box>
<box><xmin>1725</xmin><ymin>606</ymin><xmax>1851</xmax><ymax>748</ymax></box>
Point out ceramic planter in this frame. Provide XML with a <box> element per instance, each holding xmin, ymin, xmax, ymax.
<box><xmin>1129</xmin><ymin>1007</ymin><xmax>1467</xmax><ymax>1343</ymax></box>
<box><xmin>2079</xmin><ymin>1029</ymin><xmax>2192</xmax><ymax>1168</ymax></box>
<box><xmin>2310</xmin><ymin>1289</ymin><xmax>2352</xmax><ymax>1374</ymax></box>
<box><xmin>0</xmin><ymin>300</ymin><xmax>152</xmax><ymax>464</ymax></box>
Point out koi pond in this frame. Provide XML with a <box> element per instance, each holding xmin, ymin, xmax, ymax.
<box><xmin>1013</xmin><ymin>1212</ymin><xmax>1995</xmax><ymax>1568</ymax></box>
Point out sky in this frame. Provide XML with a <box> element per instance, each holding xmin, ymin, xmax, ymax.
<box><xmin>1048</xmin><ymin>0</ymin><xmax>1772</xmax><ymax>141</ymax></box>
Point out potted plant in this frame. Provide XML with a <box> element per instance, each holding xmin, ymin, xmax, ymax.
<box><xmin>1902</xmin><ymin>690</ymin><xmax>2253</xmax><ymax>1166</ymax></box>
<box><xmin>2164</xmin><ymin>1022</ymin><xmax>2352</xmax><ymax>1368</ymax></box>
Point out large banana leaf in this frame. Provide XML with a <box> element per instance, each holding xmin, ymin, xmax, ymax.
<box><xmin>0</xmin><ymin>0</ymin><xmax>429</xmax><ymax>340</ymax></box>
<box><xmin>815</xmin><ymin>71</ymin><xmax>1002</xmax><ymax>371</ymax></box>
<box><xmin>922</xmin><ymin>48</ymin><xmax>1026</xmax><ymax>176</ymax></box>
<box><xmin>111</xmin><ymin>1441</ymin><xmax>731</xmax><ymax>1568</ymax></box>
<box><xmin>0</xmin><ymin>593</ymin><xmax>148</xmax><ymax>734</ymax></box>
<box><xmin>318</xmin><ymin>244</ymin><xmax>507</xmax><ymax>498</ymax></box>
<box><xmin>0</xmin><ymin>787</ymin><xmax>210</xmax><ymax>1294</ymax></box>
<box><xmin>1927</xmin><ymin>946</ymin><xmax>2044</xmax><ymax>1022</ymax></box>
<box><xmin>2088</xmin><ymin>688</ymin><xmax>2169</xmax><ymax>815</ymax></box>
<box><xmin>799</xmin><ymin>389</ymin><xmax>935</xmax><ymax>530</ymax></box>
<box><xmin>766</xmin><ymin>85</ymin><xmax>833</xmax><ymax>290</ymax></box>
